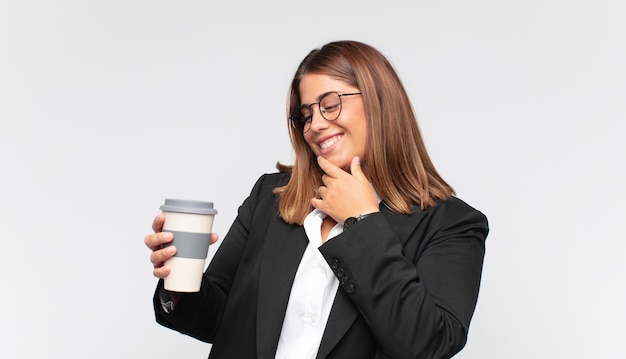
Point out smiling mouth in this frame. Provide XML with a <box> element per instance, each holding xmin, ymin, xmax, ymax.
<box><xmin>319</xmin><ymin>135</ymin><xmax>343</xmax><ymax>150</ymax></box>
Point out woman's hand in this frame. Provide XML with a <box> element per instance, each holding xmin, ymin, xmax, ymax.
<box><xmin>144</xmin><ymin>214</ymin><xmax>219</xmax><ymax>279</ymax></box>
<box><xmin>311</xmin><ymin>156</ymin><xmax>380</xmax><ymax>224</ymax></box>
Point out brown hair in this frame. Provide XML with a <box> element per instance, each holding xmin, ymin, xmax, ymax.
<box><xmin>274</xmin><ymin>40</ymin><xmax>454</xmax><ymax>224</ymax></box>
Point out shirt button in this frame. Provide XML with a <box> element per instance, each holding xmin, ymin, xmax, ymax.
<box><xmin>305</xmin><ymin>313</ymin><xmax>318</xmax><ymax>324</ymax></box>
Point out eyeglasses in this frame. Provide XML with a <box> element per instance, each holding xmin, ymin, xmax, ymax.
<box><xmin>290</xmin><ymin>91</ymin><xmax>362</xmax><ymax>134</ymax></box>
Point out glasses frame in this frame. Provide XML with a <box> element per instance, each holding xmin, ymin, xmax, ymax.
<box><xmin>290</xmin><ymin>91</ymin><xmax>362</xmax><ymax>134</ymax></box>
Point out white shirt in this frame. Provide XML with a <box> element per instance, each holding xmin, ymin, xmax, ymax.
<box><xmin>274</xmin><ymin>209</ymin><xmax>343</xmax><ymax>359</ymax></box>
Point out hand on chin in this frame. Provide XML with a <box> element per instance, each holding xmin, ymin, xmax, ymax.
<box><xmin>319</xmin><ymin>154</ymin><xmax>351</xmax><ymax>174</ymax></box>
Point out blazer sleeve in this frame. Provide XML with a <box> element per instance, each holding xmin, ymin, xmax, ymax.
<box><xmin>152</xmin><ymin>173</ymin><xmax>279</xmax><ymax>342</ymax></box>
<box><xmin>319</xmin><ymin>197</ymin><xmax>489</xmax><ymax>359</ymax></box>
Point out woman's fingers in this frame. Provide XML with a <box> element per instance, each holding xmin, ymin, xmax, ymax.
<box><xmin>144</xmin><ymin>231</ymin><xmax>173</xmax><ymax>251</ymax></box>
<box><xmin>145</xmin><ymin>223</ymin><xmax>219</xmax><ymax>279</ymax></box>
<box><xmin>152</xmin><ymin>214</ymin><xmax>165</xmax><ymax>233</ymax></box>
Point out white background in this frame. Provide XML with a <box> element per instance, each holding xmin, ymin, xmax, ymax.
<box><xmin>1</xmin><ymin>1</ymin><xmax>624</xmax><ymax>358</ymax></box>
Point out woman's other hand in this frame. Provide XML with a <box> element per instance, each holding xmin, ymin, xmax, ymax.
<box><xmin>144</xmin><ymin>213</ymin><xmax>219</xmax><ymax>279</ymax></box>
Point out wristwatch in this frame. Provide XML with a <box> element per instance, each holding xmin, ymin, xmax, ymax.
<box><xmin>343</xmin><ymin>213</ymin><xmax>374</xmax><ymax>231</ymax></box>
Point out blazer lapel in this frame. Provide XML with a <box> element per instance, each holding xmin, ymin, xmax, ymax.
<box><xmin>380</xmin><ymin>203</ymin><xmax>428</xmax><ymax>246</ymax></box>
<box><xmin>256</xmin><ymin>217</ymin><xmax>309</xmax><ymax>359</ymax></box>
<box><xmin>316</xmin><ymin>287</ymin><xmax>359</xmax><ymax>358</ymax></box>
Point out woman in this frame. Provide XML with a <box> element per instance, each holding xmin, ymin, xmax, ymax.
<box><xmin>145</xmin><ymin>40</ymin><xmax>489</xmax><ymax>359</ymax></box>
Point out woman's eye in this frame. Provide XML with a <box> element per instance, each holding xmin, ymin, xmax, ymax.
<box><xmin>322</xmin><ymin>104</ymin><xmax>340</xmax><ymax>113</ymax></box>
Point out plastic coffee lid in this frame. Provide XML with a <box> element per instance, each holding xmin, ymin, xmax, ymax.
<box><xmin>160</xmin><ymin>198</ymin><xmax>218</xmax><ymax>215</ymax></box>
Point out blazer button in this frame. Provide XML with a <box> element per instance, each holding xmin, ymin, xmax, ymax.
<box><xmin>331</xmin><ymin>260</ymin><xmax>340</xmax><ymax>269</ymax></box>
<box><xmin>346</xmin><ymin>284</ymin><xmax>355</xmax><ymax>294</ymax></box>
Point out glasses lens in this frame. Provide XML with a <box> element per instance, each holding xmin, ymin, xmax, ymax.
<box><xmin>320</xmin><ymin>92</ymin><xmax>342</xmax><ymax>121</ymax></box>
<box><xmin>298</xmin><ymin>106</ymin><xmax>313</xmax><ymax>133</ymax></box>
<box><xmin>291</xmin><ymin>107</ymin><xmax>312</xmax><ymax>133</ymax></box>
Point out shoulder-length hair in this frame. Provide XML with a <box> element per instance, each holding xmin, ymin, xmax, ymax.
<box><xmin>274</xmin><ymin>40</ymin><xmax>454</xmax><ymax>225</ymax></box>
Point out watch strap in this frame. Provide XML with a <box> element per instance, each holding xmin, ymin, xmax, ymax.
<box><xmin>343</xmin><ymin>213</ymin><xmax>374</xmax><ymax>231</ymax></box>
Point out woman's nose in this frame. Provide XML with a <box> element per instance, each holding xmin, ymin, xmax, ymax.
<box><xmin>308</xmin><ymin>105</ymin><xmax>328</xmax><ymax>131</ymax></box>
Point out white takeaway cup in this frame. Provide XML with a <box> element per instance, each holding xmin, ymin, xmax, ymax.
<box><xmin>160</xmin><ymin>198</ymin><xmax>218</xmax><ymax>292</ymax></box>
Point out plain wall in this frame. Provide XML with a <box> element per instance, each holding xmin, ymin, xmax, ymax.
<box><xmin>1</xmin><ymin>1</ymin><xmax>624</xmax><ymax>358</ymax></box>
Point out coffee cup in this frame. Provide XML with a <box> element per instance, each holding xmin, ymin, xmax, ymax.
<box><xmin>160</xmin><ymin>198</ymin><xmax>217</xmax><ymax>292</ymax></box>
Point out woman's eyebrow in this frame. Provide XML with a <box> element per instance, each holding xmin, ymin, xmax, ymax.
<box><xmin>300</xmin><ymin>91</ymin><xmax>335</xmax><ymax>106</ymax></box>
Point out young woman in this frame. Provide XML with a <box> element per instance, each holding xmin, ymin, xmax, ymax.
<box><xmin>145</xmin><ymin>40</ymin><xmax>489</xmax><ymax>359</ymax></box>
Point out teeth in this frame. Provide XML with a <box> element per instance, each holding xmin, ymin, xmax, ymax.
<box><xmin>320</xmin><ymin>135</ymin><xmax>342</xmax><ymax>149</ymax></box>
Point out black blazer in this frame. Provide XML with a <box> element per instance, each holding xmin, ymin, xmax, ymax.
<box><xmin>154</xmin><ymin>172</ymin><xmax>489</xmax><ymax>359</ymax></box>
